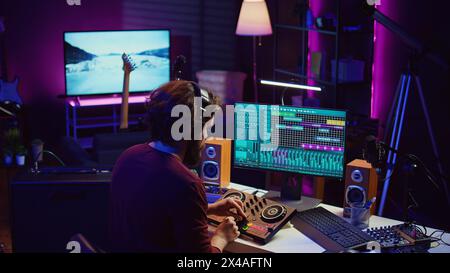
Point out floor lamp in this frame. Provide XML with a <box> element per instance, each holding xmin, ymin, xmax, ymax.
<box><xmin>236</xmin><ymin>0</ymin><xmax>272</xmax><ymax>102</ymax></box>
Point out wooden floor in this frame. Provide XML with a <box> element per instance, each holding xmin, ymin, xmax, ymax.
<box><xmin>0</xmin><ymin>220</ymin><xmax>12</xmax><ymax>253</ymax></box>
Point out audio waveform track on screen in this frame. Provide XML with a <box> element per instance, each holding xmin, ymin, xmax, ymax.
<box><xmin>234</xmin><ymin>103</ymin><xmax>346</xmax><ymax>178</ymax></box>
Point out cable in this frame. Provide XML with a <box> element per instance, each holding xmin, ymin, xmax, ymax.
<box><xmin>406</xmin><ymin>153</ymin><xmax>448</xmax><ymax>187</ymax></box>
<box><xmin>33</xmin><ymin>150</ymin><xmax>66</xmax><ymax>168</ymax></box>
<box><xmin>280</xmin><ymin>78</ymin><xmax>304</xmax><ymax>106</ymax></box>
<box><xmin>378</xmin><ymin>162</ymin><xmax>399</xmax><ymax>182</ymax></box>
<box><xmin>377</xmin><ymin>148</ymin><xmax>447</xmax><ymax>204</ymax></box>
<box><xmin>43</xmin><ymin>150</ymin><xmax>66</xmax><ymax>167</ymax></box>
<box><xmin>439</xmin><ymin>232</ymin><xmax>450</xmax><ymax>246</ymax></box>
<box><xmin>427</xmin><ymin>229</ymin><xmax>450</xmax><ymax>247</ymax></box>
<box><xmin>372</xmin><ymin>139</ymin><xmax>448</xmax><ymax>189</ymax></box>
<box><xmin>280</xmin><ymin>87</ymin><xmax>289</xmax><ymax>105</ymax></box>
<box><xmin>406</xmin><ymin>224</ymin><xmax>450</xmax><ymax>249</ymax></box>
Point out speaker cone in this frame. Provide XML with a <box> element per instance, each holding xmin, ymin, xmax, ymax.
<box><xmin>346</xmin><ymin>185</ymin><xmax>366</xmax><ymax>206</ymax></box>
<box><xmin>202</xmin><ymin>161</ymin><xmax>219</xmax><ymax>180</ymax></box>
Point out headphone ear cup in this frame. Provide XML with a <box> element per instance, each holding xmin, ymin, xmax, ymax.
<box><xmin>190</xmin><ymin>81</ymin><xmax>201</xmax><ymax>97</ymax></box>
<box><xmin>190</xmin><ymin>82</ymin><xmax>211</xmax><ymax>107</ymax></box>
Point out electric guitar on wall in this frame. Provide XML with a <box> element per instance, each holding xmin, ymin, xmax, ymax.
<box><xmin>0</xmin><ymin>17</ymin><xmax>7</xmax><ymax>81</ymax></box>
<box><xmin>119</xmin><ymin>53</ymin><xmax>136</xmax><ymax>130</ymax></box>
<box><xmin>0</xmin><ymin>18</ymin><xmax>23</xmax><ymax>118</ymax></box>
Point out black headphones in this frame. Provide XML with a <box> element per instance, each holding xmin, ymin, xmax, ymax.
<box><xmin>189</xmin><ymin>81</ymin><xmax>211</xmax><ymax>113</ymax></box>
<box><xmin>145</xmin><ymin>81</ymin><xmax>215</xmax><ymax>141</ymax></box>
<box><xmin>146</xmin><ymin>81</ymin><xmax>212</xmax><ymax>115</ymax></box>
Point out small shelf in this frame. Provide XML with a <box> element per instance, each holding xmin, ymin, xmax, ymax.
<box><xmin>275</xmin><ymin>24</ymin><xmax>373</xmax><ymax>37</ymax></box>
<box><xmin>274</xmin><ymin>68</ymin><xmax>335</xmax><ymax>86</ymax></box>
<box><xmin>275</xmin><ymin>24</ymin><xmax>337</xmax><ymax>36</ymax></box>
<box><xmin>274</xmin><ymin>68</ymin><xmax>370</xmax><ymax>88</ymax></box>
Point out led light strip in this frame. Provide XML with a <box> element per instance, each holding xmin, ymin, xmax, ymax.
<box><xmin>260</xmin><ymin>80</ymin><xmax>322</xmax><ymax>92</ymax></box>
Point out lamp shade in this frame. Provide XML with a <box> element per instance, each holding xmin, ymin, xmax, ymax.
<box><xmin>236</xmin><ymin>0</ymin><xmax>272</xmax><ymax>36</ymax></box>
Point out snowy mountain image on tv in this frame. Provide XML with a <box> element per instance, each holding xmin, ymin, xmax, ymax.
<box><xmin>64</xmin><ymin>30</ymin><xmax>170</xmax><ymax>96</ymax></box>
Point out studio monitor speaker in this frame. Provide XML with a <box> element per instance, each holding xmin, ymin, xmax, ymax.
<box><xmin>200</xmin><ymin>138</ymin><xmax>231</xmax><ymax>187</ymax></box>
<box><xmin>343</xmin><ymin>159</ymin><xmax>378</xmax><ymax>218</ymax></box>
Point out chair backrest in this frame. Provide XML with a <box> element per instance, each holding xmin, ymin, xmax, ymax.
<box><xmin>68</xmin><ymin>233</ymin><xmax>105</xmax><ymax>253</ymax></box>
<box><xmin>93</xmin><ymin>131</ymin><xmax>149</xmax><ymax>166</ymax></box>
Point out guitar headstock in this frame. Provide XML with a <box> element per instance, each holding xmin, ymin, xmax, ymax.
<box><xmin>122</xmin><ymin>53</ymin><xmax>137</xmax><ymax>73</ymax></box>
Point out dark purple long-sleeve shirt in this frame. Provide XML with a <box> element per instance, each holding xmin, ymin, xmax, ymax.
<box><xmin>109</xmin><ymin>143</ymin><xmax>220</xmax><ymax>253</ymax></box>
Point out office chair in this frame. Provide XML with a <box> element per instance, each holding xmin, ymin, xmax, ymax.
<box><xmin>68</xmin><ymin>233</ymin><xmax>106</xmax><ymax>253</ymax></box>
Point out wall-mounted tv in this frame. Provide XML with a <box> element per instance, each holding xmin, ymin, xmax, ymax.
<box><xmin>64</xmin><ymin>30</ymin><xmax>170</xmax><ymax>96</ymax></box>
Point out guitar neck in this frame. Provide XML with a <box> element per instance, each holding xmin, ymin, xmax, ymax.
<box><xmin>0</xmin><ymin>31</ymin><xmax>8</xmax><ymax>80</ymax></box>
<box><xmin>120</xmin><ymin>72</ymin><xmax>131</xmax><ymax>130</ymax></box>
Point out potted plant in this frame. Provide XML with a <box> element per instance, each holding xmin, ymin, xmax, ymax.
<box><xmin>2</xmin><ymin>147</ymin><xmax>13</xmax><ymax>166</ymax></box>
<box><xmin>15</xmin><ymin>145</ymin><xmax>27</xmax><ymax>166</ymax></box>
<box><xmin>3</xmin><ymin>128</ymin><xmax>21</xmax><ymax>149</ymax></box>
<box><xmin>2</xmin><ymin>128</ymin><xmax>21</xmax><ymax>166</ymax></box>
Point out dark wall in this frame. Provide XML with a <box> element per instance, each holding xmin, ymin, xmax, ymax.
<box><xmin>1</xmin><ymin>0</ymin><xmax>241</xmax><ymax>145</ymax></box>
<box><xmin>1</xmin><ymin>0</ymin><xmax>123</xmax><ymax>144</ymax></box>
<box><xmin>123</xmin><ymin>0</ymin><xmax>240</xmax><ymax>78</ymax></box>
<box><xmin>374</xmin><ymin>0</ymin><xmax>450</xmax><ymax>228</ymax></box>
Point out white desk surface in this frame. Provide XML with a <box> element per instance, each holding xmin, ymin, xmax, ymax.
<box><xmin>226</xmin><ymin>183</ymin><xmax>450</xmax><ymax>253</ymax></box>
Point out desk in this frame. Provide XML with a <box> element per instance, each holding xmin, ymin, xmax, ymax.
<box><xmin>222</xmin><ymin>183</ymin><xmax>450</xmax><ymax>253</ymax></box>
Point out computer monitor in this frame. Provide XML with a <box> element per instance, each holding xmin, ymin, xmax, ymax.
<box><xmin>234</xmin><ymin>103</ymin><xmax>346</xmax><ymax>179</ymax></box>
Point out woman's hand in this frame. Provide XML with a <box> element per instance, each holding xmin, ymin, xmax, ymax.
<box><xmin>208</xmin><ymin>198</ymin><xmax>246</xmax><ymax>220</ymax></box>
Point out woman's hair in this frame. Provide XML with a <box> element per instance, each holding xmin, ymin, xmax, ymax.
<box><xmin>145</xmin><ymin>80</ymin><xmax>219</xmax><ymax>146</ymax></box>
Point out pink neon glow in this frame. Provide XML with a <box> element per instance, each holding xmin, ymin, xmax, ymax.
<box><xmin>371</xmin><ymin>0</ymin><xmax>397</xmax><ymax>124</ymax></box>
<box><xmin>371</xmin><ymin>1</ymin><xmax>381</xmax><ymax>118</ymax></box>
<box><xmin>68</xmin><ymin>94</ymin><xmax>148</xmax><ymax>107</ymax></box>
<box><xmin>307</xmin><ymin>1</ymin><xmax>323</xmax><ymax>98</ymax></box>
<box><xmin>370</xmin><ymin>8</ymin><xmax>378</xmax><ymax>118</ymax></box>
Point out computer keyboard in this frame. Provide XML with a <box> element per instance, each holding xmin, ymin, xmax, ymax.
<box><xmin>292</xmin><ymin>207</ymin><xmax>375</xmax><ymax>252</ymax></box>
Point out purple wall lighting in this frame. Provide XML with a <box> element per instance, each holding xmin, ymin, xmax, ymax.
<box><xmin>68</xmin><ymin>95</ymin><xmax>148</xmax><ymax>107</ymax></box>
<box><xmin>371</xmin><ymin>0</ymin><xmax>399</xmax><ymax>125</ymax></box>
<box><xmin>300</xmin><ymin>0</ymin><xmax>325</xmax><ymax>196</ymax></box>
<box><xmin>307</xmin><ymin>0</ymin><xmax>324</xmax><ymax>98</ymax></box>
